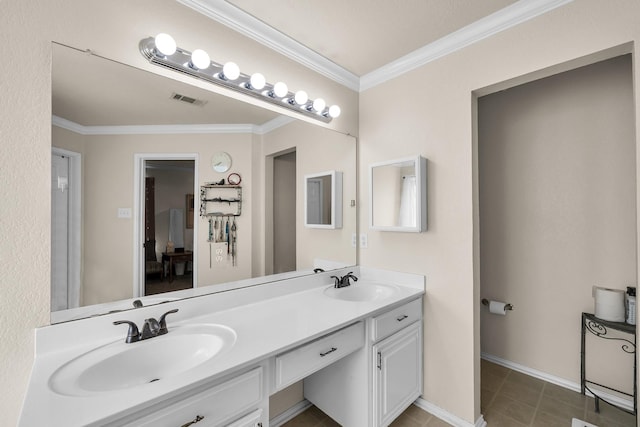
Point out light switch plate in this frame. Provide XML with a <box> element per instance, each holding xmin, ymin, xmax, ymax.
<box><xmin>117</xmin><ymin>208</ymin><xmax>132</xmax><ymax>218</ymax></box>
<box><xmin>360</xmin><ymin>233</ymin><xmax>368</xmax><ymax>248</ymax></box>
<box><xmin>351</xmin><ymin>233</ymin><xmax>357</xmax><ymax>248</ymax></box>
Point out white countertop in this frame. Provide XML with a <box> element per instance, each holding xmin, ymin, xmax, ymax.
<box><xmin>20</xmin><ymin>268</ymin><xmax>424</xmax><ymax>426</ymax></box>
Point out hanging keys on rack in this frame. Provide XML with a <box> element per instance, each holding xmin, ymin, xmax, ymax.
<box><xmin>208</xmin><ymin>218</ymin><xmax>213</xmax><ymax>268</ymax></box>
<box><xmin>231</xmin><ymin>217</ymin><xmax>237</xmax><ymax>266</ymax></box>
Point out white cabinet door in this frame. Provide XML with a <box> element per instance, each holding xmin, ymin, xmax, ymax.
<box><xmin>373</xmin><ymin>321</ymin><xmax>422</xmax><ymax>427</ymax></box>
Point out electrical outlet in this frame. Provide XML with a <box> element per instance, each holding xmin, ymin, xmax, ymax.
<box><xmin>351</xmin><ymin>233</ymin><xmax>357</xmax><ymax>248</ymax></box>
<box><xmin>117</xmin><ymin>208</ymin><xmax>132</xmax><ymax>218</ymax></box>
<box><xmin>360</xmin><ymin>233</ymin><xmax>368</xmax><ymax>248</ymax></box>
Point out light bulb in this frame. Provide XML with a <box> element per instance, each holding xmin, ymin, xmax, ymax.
<box><xmin>249</xmin><ymin>73</ymin><xmax>266</xmax><ymax>90</ymax></box>
<box><xmin>154</xmin><ymin>33</ymin><xmax>176</xmax><ymax>56</ymax></box>
<box><xmin>294</xmin><ymin>90</ymin><xmax>308</xmax><ymax>105</ymax></box>
<box><xmin>328</xmin><ymin>105</ymin><xmax>341</xmax><ymax>118</ymax></box>
<box><xmin>273</xmin><ymin>82</ymin><xmax>288</xmax><ymax>98</ymax></box>
<box><xmin>222</xmin><ymin>62</ymin><xmax>240</xmax><ymax>80</ymax></box>
<box><xmin>312</xmin><ymin>98</ymin><xmax>326</xmax><ymax>112</ymax></box>
<box><xmin>190</xmin><ymin>49</ymin><xmax>210</xmax><ymax>70</ymax></box>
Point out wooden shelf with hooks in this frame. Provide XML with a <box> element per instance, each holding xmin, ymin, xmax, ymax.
<box><xmin>200</xmin><ymin>184</ymin><xmax>242</xmax><ymax>217</ymax></box>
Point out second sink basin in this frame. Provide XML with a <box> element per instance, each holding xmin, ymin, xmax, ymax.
<box><xmin>323</xmin><ymin>283</ymin><xmax>398</xmax><ymax>302</ymax></box>
<box><xmin>49</xmin><ymin>323</ymin><xmax>236</xmax><ymax>397</ymax></box>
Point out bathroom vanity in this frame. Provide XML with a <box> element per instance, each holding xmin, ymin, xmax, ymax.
<box><xmin>20</xmin><ymin>268</ymin><xmax>424</xmax><ymax>426</ymax></box>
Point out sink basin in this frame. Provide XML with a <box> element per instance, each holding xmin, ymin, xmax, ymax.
<box><xmin>49</xmin><ymin>323</ymin><xmax>236</xmax><ymax>396</ymax></box>
<box><xmin>323</xmin><ymin>283</ymin><xmax>398</xmax><ymax>302</ymax></box>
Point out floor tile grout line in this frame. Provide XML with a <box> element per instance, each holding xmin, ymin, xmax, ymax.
<box><xmin>530</xmin><ymin>381</ymin><xmax>547</xmax><ymax>426</ymax></box>
<box><xmin>486</xmin><ymin>366</ymin><xmax>510</xmax><ymax>411</ymax></box>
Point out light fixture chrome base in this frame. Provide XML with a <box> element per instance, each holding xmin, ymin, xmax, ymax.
<box><xmin>139</xmin><ymin>37</ymin><xmax>333</xmax><ymax>123</ymax></box>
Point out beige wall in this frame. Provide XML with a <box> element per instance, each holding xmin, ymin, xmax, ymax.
<box><xmin>359</xmin><ymin>0</ymin><xmax>640</xmax><ymax>422</ymax></box>
<box><xmin>479</xmin><ymin>55</ymin><xmax>635</xmax><ymax>389</ymax></box>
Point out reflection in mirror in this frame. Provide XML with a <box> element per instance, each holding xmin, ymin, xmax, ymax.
<box><xmin>50</xmin><ymin>43</ymin><xmax>356</xmax><ymax>323</ymax></box>
<box><xmin>305</xmin><ymin>171</ymin><xmax>343</xmax><ymax>229</ymax></box>
<box><xmin>370</xmin><ymin>156</ymin><xmax>427</xmax><ymax>232</ymax></box>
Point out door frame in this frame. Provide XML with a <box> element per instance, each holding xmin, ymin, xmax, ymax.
<box><xmin>51</xmin><ymin>147</ymin><xmax>81</xmax><ymax>309</ymax></box>
<box><xmin>133</xmin><ymin>153</ymin><xmax>199</xmax><ymax>298</ymax></box>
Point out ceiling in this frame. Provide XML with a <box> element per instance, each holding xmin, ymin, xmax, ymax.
<box><xmin>52</xmin><ymin>0</ymin><xmax>565</xmax><ymax>127</ymax></box>
<box><xmin>225</xmin><ymin>0</ymin><xmax>518</xmax><ymax>76</ymax></box>
<box><xmin>52</xmin><ymin>43</ymin><xmax>279</xmax><ymax>127</ymax></box>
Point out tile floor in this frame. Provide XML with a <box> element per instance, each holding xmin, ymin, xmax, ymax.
<box><xmin>281</xmin><ymin>403</ymin><xmax>453</xmax><ymax>427</ymax></box>
<box><xmin>481</xmin><ymin>359</ymin><xmax>636</xmax><ymax>427</ymax></box>
<box><xmin>283</xmin><ymin>360</ymin><xmax>637</xmax><ymax>427</ymax></box>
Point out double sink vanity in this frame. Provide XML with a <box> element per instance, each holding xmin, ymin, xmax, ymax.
<box><xmin>20</xmin><ymin>267</ymin><xmax>425</xmax><ymax>426</ymax></box>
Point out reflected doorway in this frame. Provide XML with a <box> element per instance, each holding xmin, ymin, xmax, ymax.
<box><xmin>135</xmin><ymin>155</ymin><xmax>198</xmax><ymax>297</ymax></box>
<box><xmin>51</xmin><ymin>147</ymin><xmax>81</xmax><ymax>311</ymax></box>
<box><xmin>272</xmin><ymin>150</ymin><xmax>297</xmax><ymax>274</ymax></box>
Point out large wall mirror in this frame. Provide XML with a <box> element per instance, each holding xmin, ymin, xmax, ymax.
<box><xmin>51</xmin><ymin>42</ymin><xmax>357</xmax><ymax>323</ymax></box>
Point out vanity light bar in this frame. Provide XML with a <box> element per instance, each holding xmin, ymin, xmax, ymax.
<box><xmin>139</xmin><ymin>34</ymin><xmax>341</xmax><ymax>123</ymax></box>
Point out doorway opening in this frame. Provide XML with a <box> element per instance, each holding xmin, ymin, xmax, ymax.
<box><xmin>51</xmin><ymin>147</ymin><xmax>81</xmax><ymax>311</ymax></box>
<box><xmin>134</xmin><ymin>154</ymin><xmax>198</xmax><ymax>298</ymax></box>
<box><xmin>268</xmin><ymin>149</ymin><xmax>297</xmax><ymax>275</ymax></box>
<box><xmin>476</xmin><ymin>53</ymin><xmax>636</xmax><ymax>423</ymax></box>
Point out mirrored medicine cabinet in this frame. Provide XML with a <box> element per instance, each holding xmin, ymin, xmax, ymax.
<box><xmin>370</xmin><ymin>156</ymin><xmax>427</xmax><ymax>232</ymax></box>
<box><xmin>304</xmin><ymin>170</ymin><xmax>343</xmax><ymax>229</ymax></box>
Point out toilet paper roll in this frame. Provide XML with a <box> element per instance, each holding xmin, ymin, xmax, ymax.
<box><xmin>593</xmin><ymin>286</ymin><xmax>625</xmax><ymax>322</ymax></box>
<box><xmin>489</xmin><ymin>301</ymin><xmax>508</xmax><ymax>315</ymax></box>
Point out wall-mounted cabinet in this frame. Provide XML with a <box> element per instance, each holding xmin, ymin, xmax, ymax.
<box><xmin>304</xmin><ymin>170</ymin><xmax>343</xmax><ymax>229</ymax></box>
<box><xmin>370</xmin><ymin>156</ymin><xmax>427</xmax><ymax>232</ymax></box>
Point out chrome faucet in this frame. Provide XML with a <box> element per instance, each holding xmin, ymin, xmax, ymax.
<box><xmin>330</xmin><ymin>272</ymin><xmax>358</xmax><ymax>288</ymax></box>
<box><xmin>113</xmin><ymin>308</ymin><xmax>179</xmax><ymax>343</ymax></box>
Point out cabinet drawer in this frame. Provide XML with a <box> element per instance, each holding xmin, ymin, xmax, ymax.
<box><xmin>371</xmin><ymin>298</ymin><xmax>422</xmax><ymax>342</ymax></box>
<box><xmin>129</xmin><ymin>367</ymin><xmax>263</xmax><ymax>427</ymax></box>
<box><xmin>275</xmin><ymin>322</ymin><xmax>364</xmax><ymax>390</ymax></box>
<box><xmin>226</xmin><ymin>408</ymin><xmax>263</xmax><ymax>427</ymax></box>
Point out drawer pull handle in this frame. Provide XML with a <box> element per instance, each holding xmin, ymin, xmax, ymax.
<box><xmin>397</xmin><ymin>315</ymin><xmax>409</xmax><ymax>322</ymax></box>
<box><xmin>377</xmin><ymin>351</ymin><xmax>382</xmax><ymax>370</ymax></box>
<box><xmin>320</xmin><ymin>347</ymin><xmax>337</xmax><ymax>357</ymax></box>
<box><xmin>180</xmin><ymin>415</ymin><xmax>204</xmax><ymax>427</ymax></box>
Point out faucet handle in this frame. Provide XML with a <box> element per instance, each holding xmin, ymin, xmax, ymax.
<box><xmin>341</xmin><ymin>272</ymin><xmax>358</xmax><ymax>287</ymax></box>
<box><xmin>113</xmin><ymin>320</ymin><xmax>140</xmax><ymax>343</ymax></box>
<box><xmin>158</xmin><ymin>308</ymin><xmax>179</xmax><ymax>335</ymax></box>
<box><xmin>330</xmin><ymin>275</ymin><xmax>341</xmax><ymax>288</ymax></box>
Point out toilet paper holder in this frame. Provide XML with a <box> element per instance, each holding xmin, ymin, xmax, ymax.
<box><xmin>482</xmin><ymin>299</ymin><xmax>513</xmax><ymax>311</ymax></box>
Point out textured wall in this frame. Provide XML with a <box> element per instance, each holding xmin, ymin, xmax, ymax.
<box><xmin>359</xmin><ymin>0</ymin><xmax>640</xmax><ymax>422</ymax></box>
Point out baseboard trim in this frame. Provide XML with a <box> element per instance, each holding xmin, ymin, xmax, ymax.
<box><xmin>269</xmin><ymin>399</ymin><xmax>313</xmax><ymax>427</ymax></box>
<box><xmin>481</xmin><ymin>352</ymin><xmax>634</xmax><ymax>412</ymax></box>
<box><xmin>414</xmin><ymin>398</ymin><xmax>486</xmax><ymax>427</ymax></box>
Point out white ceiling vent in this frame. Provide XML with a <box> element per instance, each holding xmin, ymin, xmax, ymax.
<box><xmin>171</xmin><ymin>93</ymin><xmax>208</xmax><ymax>107</ymax></box>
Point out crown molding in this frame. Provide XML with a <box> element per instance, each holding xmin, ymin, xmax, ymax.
<box><xmin>178</xmin><ymin>0</ymin><xmax>572</xmax><ymax>93</ymax></box>
<box><xmin>52</xmin><ymin>115</ymin><xmax>293</xmax><ymax>135</ymax></box>
<box><xmin>361</xmin><ymin>0</ymin><xmax>574</xmax><ymax>91</ymax></box>
<box><xmin>176</xmin><ymin>0</ymin><xmax>360</xmax><ymax>91</ymax></box>
<box><xmin>256</xmin><ymin>115</ymin><xmax>296</xmax><ymax>134</ymax></box>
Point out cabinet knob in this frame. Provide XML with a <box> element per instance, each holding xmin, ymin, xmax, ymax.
<box><xmin>180</xmin><ymin>414</ymin><xmax>204</xmax><ymax>427</ymax></box>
